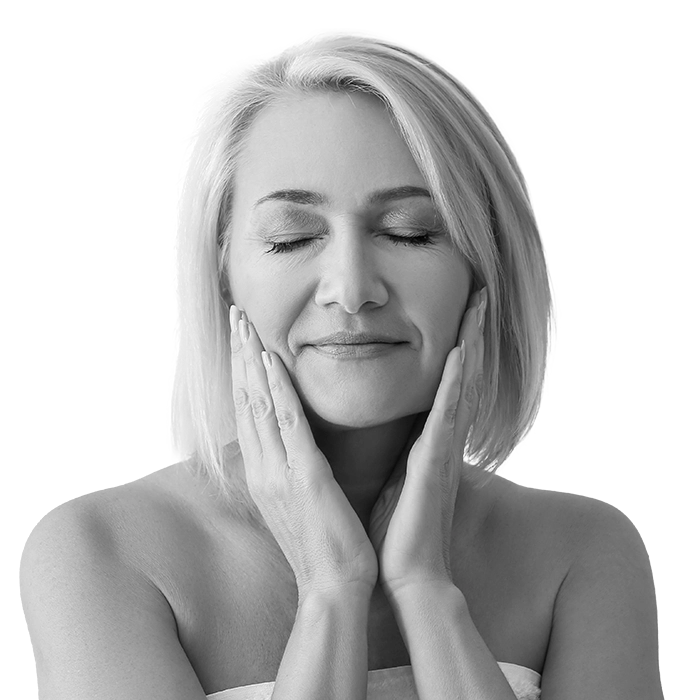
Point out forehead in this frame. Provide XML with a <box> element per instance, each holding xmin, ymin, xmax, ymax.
<box><xmin>234</xmin><ymin>91</ymin><xmax>428</xmax><ymax>211</ymax></box>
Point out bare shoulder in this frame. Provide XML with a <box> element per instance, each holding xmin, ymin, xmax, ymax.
<box><xmin>19</xmin><ymin>463</ymin><xmax>218</xmax><ymax>699</ymax></box>
<box><xmin>456</xmin><ymin>470</ymin><xmax>630</xmax><ymax>577</ymax></box>
<box><xmin>21</xmin><ymin>460</ymin><xmax>246</xmax><ymax>608</ymax></box>
<box><xmin>19</xmin><ymin>470</ymin><xmax>173</xmax><ymax>622</ymax></box>
<box><xmin>23</xmin><ymin>463</ymin><xmax>197</xmax><ymax>574</ymax></box>
<box><xmin>514</xmin><ymin>480</ymin><xmax>656</xmax><ymax>588</ymax></box>
<box><xmin>480</xmin><ymin>474</ymin><xmax>657</xmax><ymax>607</ymax></box>
<box><xmin>539</xmin><ymin>488</ymin><xmax>662</xmax><ymax>696</ymax></box>
<box><xmin>476</xmin><ymin>475</ymin><xmax>662</xmax><ymax>698</ymax></box>
<box><xmin>471</xmin><ymin>473</ymin><xmax>650</xmax><ymax>568</ymax></box>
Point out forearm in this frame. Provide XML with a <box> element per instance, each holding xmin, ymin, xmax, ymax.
<box><xmin>271</xmin><ymin>586</ymin><xmax>372</xmax><ymax>700</ymax></box>
<box><xmin>389</xmin><ymin>583</ymin><xmax>517</xmax><ymax>700</ymax></box>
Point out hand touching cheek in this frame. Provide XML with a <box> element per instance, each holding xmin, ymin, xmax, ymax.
<box><xmin>368</xmin><ymin>288</ymin><xmax>488</xmax><ymax>598</ymax></box>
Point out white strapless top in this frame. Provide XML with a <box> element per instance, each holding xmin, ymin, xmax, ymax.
<box><xmin>205</xmin><ymin>662</ymin><xmax>541</xmax><ymax>699</ymax></box>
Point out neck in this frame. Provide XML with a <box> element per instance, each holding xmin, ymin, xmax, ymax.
<box><xmin>308</xmin><ymin>412</ymin><xmax>425</xmax><ymax>530</ymax></box>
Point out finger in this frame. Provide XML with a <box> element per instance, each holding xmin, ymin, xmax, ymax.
<box><xmin>454</xmin><ymin>286</ymin><xmax>484</xmax><ymax>350</ymax></box>
<box><xmin>263</xmin><ymin>351</ymin><xmax>330</xmax><ymax>478</ymax></box>
<box><xmin>450</xmin><ymin>288</ymin><xmax>483</xmax><ymax>441</ymax></box>
<box><xmin>238</xmin><ymin>320</ymin><xmax>289</xmax><ymax>478</ymax></box>
<box><xmin>455</xmin><ymin>293</ymin><xmax>486</xmax><ymax>450</ymax></box>
<box><xmin>409</xmin><ymin>344</ymin><xmax>464</xmax><ymax>481</ymax></box>
<box><xmin>229</xmin><ymin>306</ymin><xmax>262</xmax><ymax>471</ymax></box>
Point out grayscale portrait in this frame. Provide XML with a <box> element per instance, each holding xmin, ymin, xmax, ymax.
<box><xmin>11</xmin><ymin>10</ymin><xmax>696</xmax><ymax>699</ymax></box>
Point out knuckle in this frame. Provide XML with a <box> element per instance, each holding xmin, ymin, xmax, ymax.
<box><xmin>233</xmin><ymin>386</ymin><xmax>249</xmax><ymax>413</ymax></box>
<box><xmin>462</xmin><ymin>384</ymin><xmax>477</xmax><ymax>410</ymax></box>
<box><xmin>250</xmin><ymin>392</ymin><xmax>272</xmax><ymax>420</ymax></box>
<box><xmin>267</xmin><ymin>376</ymin><xmax>283</xmax><ymax>394</ymax></box>
<box><xmin>444</xmin><ymin>404</ymin><xmax>458</xmax><ymax>425</ymax></box>
<box><xmin>276</xmin><ymin>406</ymin><xmax>298</xmax><ymax>431</ymax></box>
<box><xmin>230</xmin><ymin>330</ymin><xmax>243</xmax><ymax>354</ymax></box>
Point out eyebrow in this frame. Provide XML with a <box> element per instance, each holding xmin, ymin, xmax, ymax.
<box><xmin>253</xmin><ymin>185</ymin><xmax>432</xmax><ymax>208</ymax></box>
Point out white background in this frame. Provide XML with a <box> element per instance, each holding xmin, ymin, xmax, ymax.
<box><xmin>2</xmin><ymin>1</ymin><xmax>697</xmax><ymax>697</ymax></box>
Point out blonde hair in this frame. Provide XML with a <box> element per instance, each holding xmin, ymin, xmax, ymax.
<box><xmin>172</xmin><ymin>34</ymin><xmax>554</xmax><ymax>505</ymax></box>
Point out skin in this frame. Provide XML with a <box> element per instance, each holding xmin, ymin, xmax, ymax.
<box><xmin>226</xmin><ymin>90</ymin><xmax>476</xmax><ymax>531</ymax></box>
<box><xmin>18</xmin><ymin>86</ymin><xmax>664</xmax><ymax>700</ymax></box>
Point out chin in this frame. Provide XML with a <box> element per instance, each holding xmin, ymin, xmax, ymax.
<box><xmin>305</xmin><ymin>406</ymin><xmax>396</xmax><ymax>431</ymax></box>
<box><xmin>299</xmin><ymin>386</ymin><xmax>428</xmax><ymax>432</ymax></box>
<box><xmin>289</xmin><ymin>358</ymin><xmax>440</xmax><ymax>431</ymax></box>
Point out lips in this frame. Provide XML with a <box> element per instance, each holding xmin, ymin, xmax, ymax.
<box><xmin>304</xmin><ymin>331</ymin><xmax>407</xmax><ymax>360</ymax></box>
<box><xmin>308</xmin><ymin>343</ymin><xmax>403</xmax><ymax>359</ymax></box>
<box><xmin>308</xmin><ymin>331</ymin><xmax>405</xmax><ymax>346</ymax></box>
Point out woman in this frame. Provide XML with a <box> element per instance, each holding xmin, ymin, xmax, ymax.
<box><xmin>20</xmin><ymin>35</ymin><xmax>663</xmax><ymax>699</ymax></box>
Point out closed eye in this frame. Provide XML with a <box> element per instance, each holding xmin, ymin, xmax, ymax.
<box><xmin>264</xmin><ymin>229</ymin><xmax>441</xmax><ymax>254</ymax></box>
<box><xmin>383</xmin><ymin>228</ymin><xmax>440</xmax><ymax>247</ymax></box>
<box><xmin>264</xmin><ymin>237</ymin><xmax>320</xmax><ymax>254</ymax></box>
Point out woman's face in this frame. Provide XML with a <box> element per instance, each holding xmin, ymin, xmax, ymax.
<box><xmin>227</xmin><ymin>91</ymin><xmax>472</xmax><ymax>429</ymax></box>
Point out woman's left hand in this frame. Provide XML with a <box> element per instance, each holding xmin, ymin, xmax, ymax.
<box><xmin>368</xmin><ymin>287</ymin><xmax>487</xmax><ymax>598</ymax></box>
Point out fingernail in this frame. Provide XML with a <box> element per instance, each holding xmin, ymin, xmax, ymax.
<box><xmin>229</xmin><ymin>304</ymin><xmax>238</xmax><ymax>329</ymax></box>
<box><xmin>238</xmin><ymin>318</ymin><xmax>249</xmax><ymax>344</ymax></box>
<box><xmin>261</xmin><ymin>351</ymin><xmax>272</xmax><ymax>370</ymax></box>
<box><xmin>477</xmin><ymin>290</ymin><xmax>488</xmax><ymax>332</ymax></box>
<box><xmin>459</xmin><ymin>339</ymin><xmax>466</xmax><ymax>365</ymax></box>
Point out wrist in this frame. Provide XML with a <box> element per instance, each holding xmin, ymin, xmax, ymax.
<box><xmin>298</xmin><ymin>581</ymin><xmax>375</xmax><ymax>609</ymax></box>
<box><xmin>385</xmin><ymin>579</ymin><xmax>465</xmax><ymax>609</ymax></box>
<box><xmin>385</xmin><ymin>582</ymin><xmax>471</xmax><ymax>660</ymax></box>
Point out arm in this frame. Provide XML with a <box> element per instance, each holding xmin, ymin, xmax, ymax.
<box><xmin>20</xmin><ymin>499</ymin><xmax>208</xmax><ymax>700</ymax></box>
<box><xmin>272</xmin><ymin>586</ymin><xmax>372</xmax><ymax>700</ymax></box>
<box><xmin>540</xmin><ymin>499</ymin><xmax>664</xmax><ymax>699</ymax></box>
<box><xmin>388</xmin><ymin>498</ymin><xmax>664</xmax><ymax>700</ymax></box>
<box><xmin>389</xmin><ymin>583</ymin><xmax>517</xmax><ymax>700</ymax></box>
<box><xmin>369</xmin><ymin>292</ymin><xmax>516</xmax><ymax>698</ymax></box>
<box><xmin>230</xmin><ymin>308</ymin><xmax>378</xmax><ymax>699</ymax></box>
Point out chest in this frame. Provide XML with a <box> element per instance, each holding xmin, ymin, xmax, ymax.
<box><xmin>167</xmin><ymin>517</ymin><xmax>555</xmax><ymax>695</ymax></box>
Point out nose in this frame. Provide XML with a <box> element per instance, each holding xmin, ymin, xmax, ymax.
<box><xmin>314</xmin><ymin>225</ymin><xmax>389</xmax><ymax>314</ymax></box>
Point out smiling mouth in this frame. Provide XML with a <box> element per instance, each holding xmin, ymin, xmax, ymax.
<box><xmin>308</xmin><ymin>342</ymin><xmax>405</xmax><ymax>358</ymax></box>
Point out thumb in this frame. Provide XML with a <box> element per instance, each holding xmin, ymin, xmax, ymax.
<box><xmin>369</xmin><ymin>469</ymin><xmax>407</xmax><ymax>548</ymax></box>
<box><xmin>389</xmin><ymin>411</ymin><xmax>429</xmax><ymax>477</ymax></box>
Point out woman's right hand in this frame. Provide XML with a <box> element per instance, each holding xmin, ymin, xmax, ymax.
<box><xmin>229</xmin><ymin>305</ymin><xmax>378</xmax><ymax>601</ymax></box>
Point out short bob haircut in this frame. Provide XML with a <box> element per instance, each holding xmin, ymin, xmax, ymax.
<box><xmin>172</xmin><ymin>34</ymin><xmax>553</xmax><ymax>506</ymax></box>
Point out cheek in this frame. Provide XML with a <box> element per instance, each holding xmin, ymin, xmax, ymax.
<box><xmin>231</xmin><ymin>268</ymin><xmax>300</xmax><ymax>354</ymax></box>
<box><xmin>409</xmin><ymin>265</ymin><xmax>471</xmax><ymax>352</ymax></box>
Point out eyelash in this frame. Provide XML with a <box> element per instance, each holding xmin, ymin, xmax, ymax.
<box><xmin>265</xmin><ymin>229</ymin><xmax>440</xmax><ymax>254</ymax></box>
